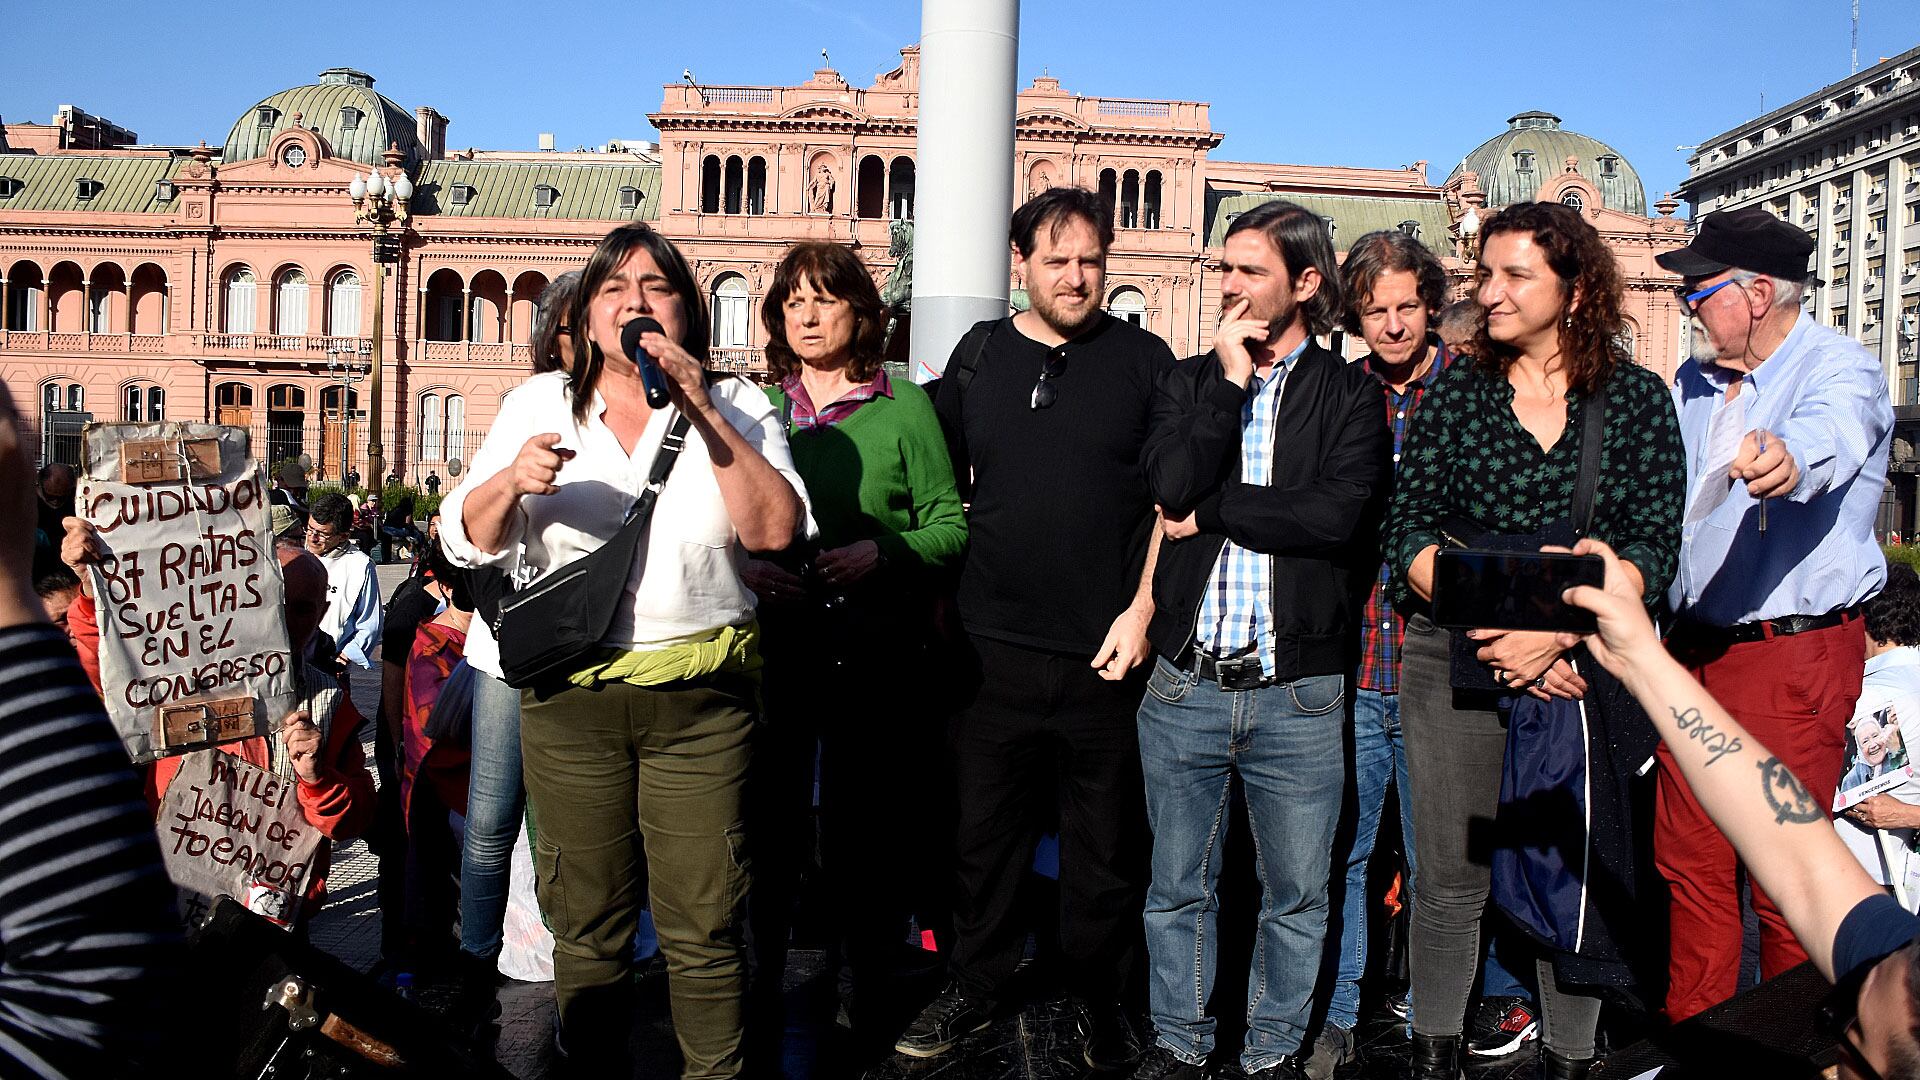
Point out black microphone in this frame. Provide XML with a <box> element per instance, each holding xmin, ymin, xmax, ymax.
<box><xmin>620</xmin><ymin>317</ymin><xmax>673</xmax><ymax>410</ymax></box>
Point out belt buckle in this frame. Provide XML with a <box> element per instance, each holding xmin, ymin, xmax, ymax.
<box><xmin>1213</xmin><ymin>653</ymin><xmax>1267</xmax><ymax>691</ymax></box>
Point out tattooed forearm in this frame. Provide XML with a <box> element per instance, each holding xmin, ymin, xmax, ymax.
<box><xmin>1757</xmin><ymin>757</ymin><xmax>1823</xmax><ymax>825</ymax></box>
<box><xmin>1671</xmin><ymin>705</ymin><xmax>1745</xmax><ymax>767</ymax></box>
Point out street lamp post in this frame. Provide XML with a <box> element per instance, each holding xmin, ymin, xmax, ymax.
<box><xmin>348</xmin><ymin>154</ymin><xmax>411</xmax><ymax>489</ymax></box>
<box><xmin>325</xmin><ymin>346</ymin><xmax>369</xmax><ymax>483</ymax></box>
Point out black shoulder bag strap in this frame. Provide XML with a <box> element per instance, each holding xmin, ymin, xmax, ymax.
<box><xmin>627</xmin><ymin>409</ymin><xmax>696</xmax><ymax>525</ymax></box>
<box><xmin>950</xmin><ymin>317</ymin><xmax>1002</xmax><ymax>401</ymax></box>
<box><xmin>1571</xmin><ymin>381</ymin><xmax>1609</xmax><ymax>538</ymax></box>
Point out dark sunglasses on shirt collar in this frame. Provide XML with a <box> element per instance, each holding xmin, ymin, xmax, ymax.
<box><xmin>1030</xmin><ymin>345</ymin><xmax>1069</xmax><ymax>410</ymax></box>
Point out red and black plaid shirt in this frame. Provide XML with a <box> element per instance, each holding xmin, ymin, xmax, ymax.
<box><xmin>1356</xmin><ymin>341</ymin><xmax>1452</xmax><ymax>694</ymax></box>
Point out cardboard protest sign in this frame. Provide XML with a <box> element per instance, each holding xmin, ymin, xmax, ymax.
<box><xmin>159</xmin><ymin>748</ymin><xmax>321</xmax><ymax>929</ymax></box>
<box><xmin>78</xmin><ymin>422</ymin><xmax>294</xmax><ymax>763</ymax></box>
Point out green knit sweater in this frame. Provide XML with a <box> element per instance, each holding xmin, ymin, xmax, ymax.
<box><xmin>765</xmin><ymin>380</ymin><xmax>968</xmax><ymax>576</ymax></box>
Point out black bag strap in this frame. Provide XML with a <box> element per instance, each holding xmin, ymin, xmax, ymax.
<box><xmin>1571</xmin><ymin>382</ymin><xmax>1609</xmax><ymax>538</ymax></box>
<box><xmin>625</xmin><ymin>410</ymin><xmax>696</xmax><ymax>526</ymax></box>
<box><xmin>950</xmin><ymin>317</ymin><xmax>1003</xmax><ymax>401</ymax></box>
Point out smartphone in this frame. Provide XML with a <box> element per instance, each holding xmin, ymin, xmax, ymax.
<box><xmin>1431</xmin><ymin>549</ymin><xmax>1604</xmax><ymax>633</ymax></box>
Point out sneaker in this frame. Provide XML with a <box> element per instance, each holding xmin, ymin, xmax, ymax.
<box><xmin>893</xmin><ymin>985</ymin><xmax>991</xmax><ymax>1059</ymax></box>
<box><xmin>1300</xmin><ymin>1022</ymin><xmax>1354</xmax><ymax>1080</ymax></box>
<box><xmin>1246</xmin><ymin>1054</ymin><xmax>1310</xmax><ymax>1080</ymax></box>
<box><xmin>1077</xmin><ymin>999</ymin><xmax>1142</xmax><ymax>1070</ymax></box>
<box><xmin>1128</xmin><ymin>1045</ymin><xmax>1208</xmax><ymax>1080</ymax></box>
<box><xmin>1465</xmin><ymin>995</ymin><xmax>1539</xmax><ymax>1058</ymax></box>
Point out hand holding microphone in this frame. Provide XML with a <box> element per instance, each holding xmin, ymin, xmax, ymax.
<box><xmin>620</xmin><ymin>317</ymin><xmax>674</xmax><ymax>410</ymax></box>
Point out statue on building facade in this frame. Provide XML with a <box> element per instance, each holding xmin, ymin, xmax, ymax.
<box><xmin>808</xmin><ymin>164</ymin><xmax>834</xmax><ymax>213</ymax></box>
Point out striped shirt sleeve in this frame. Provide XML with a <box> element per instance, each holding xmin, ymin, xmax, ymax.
<box><xmin>0</xmin><ymin>624</ymin><xmax>183</xmax><ymax>1078</ymax></box>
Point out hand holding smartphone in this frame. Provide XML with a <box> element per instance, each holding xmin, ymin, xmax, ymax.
<box><xmin>1432</xmin><ymin>549</ymin><xmax>1605</xmax><ymax>633</ymax></box>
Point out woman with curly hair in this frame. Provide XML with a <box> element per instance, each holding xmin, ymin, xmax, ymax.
<box><xmin>1383</xmin><ymin>202</ymin><xmax>1687</xmax><ymax>1079</ymax></box>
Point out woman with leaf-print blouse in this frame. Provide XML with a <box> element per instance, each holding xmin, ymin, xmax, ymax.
<box><xmin>1383</xmin><ymin>202</ymin><xmax>1685</xmax><ymax>1080</ymax></box>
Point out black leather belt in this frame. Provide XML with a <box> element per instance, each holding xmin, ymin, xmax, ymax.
<box><xmin>1672</xmin><ymin>605</ymin><xmax>1862</xmax><ymax>648</ymax></box>
<box><xmin>1194</xmin><ymin>646</ymin><xmax>1274</xmax><ymax>690</ymax></box>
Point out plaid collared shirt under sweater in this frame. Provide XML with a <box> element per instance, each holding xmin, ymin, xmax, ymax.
<box><xmin>1195</xmin><ymin>339</ymin><xmax>1307</xmax><ymax>678</ymax></box>
<box><xmin>1355</xmin><ymin>342</ymin><xmax>1453</xmax><ymax>694</ymax></box>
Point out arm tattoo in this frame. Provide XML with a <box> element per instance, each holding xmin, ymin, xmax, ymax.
<box><xmin>1670</xmin><ymin>706</ymin><xmax>1745</xmax><ymax>767</ymax></box>
<box><xmin>1757</xmin><ymin>757</ymin><xmax>1824</xmax><ymax>825</ymax></box>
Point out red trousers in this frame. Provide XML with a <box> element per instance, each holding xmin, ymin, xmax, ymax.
<box><xmin>1656</xmin><ymin>616</ymin><xmax>1864</xmax><ymax>1022</ymax></box>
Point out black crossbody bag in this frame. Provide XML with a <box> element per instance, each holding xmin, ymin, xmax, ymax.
<box><xmin>495</xmin><ymin>411</ymin><xmax>695</xmax><ymax>688</ymax></box>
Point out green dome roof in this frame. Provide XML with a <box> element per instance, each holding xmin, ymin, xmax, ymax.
<box><xmin>221</xmin><ymin>68</ymin><xmax>420</xmax><ymax>168</ymax></box>
<box><xmin>1446</xmin><ymin>111</ymin><xmax>1646</xmax><ymax>216</ymax></box>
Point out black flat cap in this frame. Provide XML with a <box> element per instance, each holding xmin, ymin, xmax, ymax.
<box><xmin>1656</xmin><ymin>206</ymin><xmax>1816</xmax><ymax>282</ymax></box>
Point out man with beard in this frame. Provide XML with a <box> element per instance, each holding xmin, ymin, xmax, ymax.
<box><xmin>1658</xmin><ymin>205</ymin><xmax>1892</xmax><ymax>1020</ymax></box>
<box><xmin>1128</xmin><ymin>200</ymin><xmax>1389</xmax><ymax>1080</ymax></box>
<box><xmin>902</xmin><ymin>187</ymin><xmax>1175</xmax><ymax>1069</ymax></box>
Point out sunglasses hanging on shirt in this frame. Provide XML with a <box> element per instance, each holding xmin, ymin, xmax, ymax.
<box><xmin>1030</xmin><ymin>345</ymin><xmax>1069</xmax><ymax>410</ymax></box>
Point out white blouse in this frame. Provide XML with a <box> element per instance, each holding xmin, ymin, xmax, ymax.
<box><xmin>441</xmin><ymin>370</ymin><xmax>811</xmax><ymax>662</ymax></box>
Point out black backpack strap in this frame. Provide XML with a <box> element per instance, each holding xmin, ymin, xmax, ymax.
<box><xmin>950</xmin><ymin>317</ymin><xmax>1001</xmax><ymax>398</ymax></box>
<box><xmin>1572</xmin><ymin>382</ymin><xmax>1609</xmax><ymax>537</ymax></box>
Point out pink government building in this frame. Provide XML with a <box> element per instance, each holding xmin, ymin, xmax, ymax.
<box><xmin>0</xmin><ymin>50</ymin><xmax>1688</xmax><ymax>483</ymax></box>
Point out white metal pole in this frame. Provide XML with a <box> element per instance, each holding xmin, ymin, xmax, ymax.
<box><xmin>910</xmin><ymin>0</ymin><xmax>1020</xmax><ymax>381</ymax></box>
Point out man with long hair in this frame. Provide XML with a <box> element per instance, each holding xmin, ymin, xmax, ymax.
<box><xmin>1129</xmin><ymin>200</ymin><xmax>1390</xmax><ymax>1080</ymax></box>
<box><xmin>1658</xmin><ymin>205</ymin><xmax>1894</xmax><ymax>1021</ymax></box>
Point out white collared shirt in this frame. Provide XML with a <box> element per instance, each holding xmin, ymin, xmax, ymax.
<box><xmin>441</xmin><ymin>371</ymin><xmax>811</xmax><ymax>670</ymax></box>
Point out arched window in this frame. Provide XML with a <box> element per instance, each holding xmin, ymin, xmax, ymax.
<box><xmin>274</xmin><ymin>269</ymin><xmax>308</xmax><ymax>336</ymax></box>
<box><xmin>746</xmin><ymin>158</ymin><xmax>767</xmax><ymax>215</ymax></box>
<box><xmin>1109</xmin><ymin>286</ymin><xmax>1147</xmax><ymax>327</ymax></box>
<box><xmin>700</xmin><ymin>156</ymin><xmax>721</xmax><ymax>214</ymax></box>
<box><xmin>5</xmin><ymin>264</ymin><xmax>42</xmax><ymax>331</ymax></box>
<box><xmin>857</xmin><ymin>156</ymin><xmax>886</xmax><ymax>219</ymax></box>
<box><xmin>328</xmin><ymin>269</ymin><xmax>361</xmax><ymax>336</ymax></box>
<box><xmin>264</xmin><ymin>384</ymin><xmax>305</xmax><ymax>470</ymax></box>
<box><xmin>1560</xmin><ymin>190</ymin><xmax>1586</xmax><ymax>212</ymax></box>
<box><xmin>88</xmin><ymin>288</ymin><xmax>110</xmax><ymax>333</ymax></box>
<box><xmin>39</xmin><ymin>381</ymin><xmax>84</xmax><ymax>465</ymax></box>
<box><xmin>122</xmin><ymin>384</ymin><xmax>164</xmax><ymax>422</ymax></box>
<box><xmin>711</xmin><ymin>273</ymin><xmax>750</xmax><ymax>348</ymax></box>
<box><xmin>723</xmin><ymin>156</ymin><xmax>744</xmax><ymax>215</ymax></box>
<box><xmin>1143</xmin><ymin>171</ymin><xmax>1163</xmax><ymax>230</ymax></box>
<box><xmin>419</xmin><ymin>392</ymin><xmax>443</xmax><ymax>459</ymax></box>
<box><xmin>446</xmin><ymin>394</ymin><xmax>466</xmax><ymax>464</ymax></box>
<box><xmin>223</xmin><ymin>267</ymin><xmax>256</xmax><ymax>334</ymax></box>
<box><xmin>1120</xmin><ymin>170</ymin><xmax>1140</xmax><ymax>229</ymax></box>
<box><xmin>1098</xmin><ymin>169</ymin><xmax>1118</xmax><ymax>222</ymax></box>
<box><xmin>889</xmin><ymin>157</ymin><xmax>915</xmax><ymax>221</ymax></box>
<box><xmin>215</xmin><ymin>382</ymin><xmax>254</xmax><ymax>427</ymax></box>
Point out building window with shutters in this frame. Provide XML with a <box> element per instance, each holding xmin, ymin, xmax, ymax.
<box><xmin>1108</xmin><ymin>286</ymin><xmax>1147</xmax><ymax>327</ymax></box>
<box><xmin>711</xmin><ymin>273</ymin><xmax>750</xmax><ymax>348</ymax></box>
<box><xmin>223</xmin><ymin>267</ymin><xmax>257</xmax><ymax>334</ymax></box>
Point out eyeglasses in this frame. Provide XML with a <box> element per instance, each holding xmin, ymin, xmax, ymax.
<box><xmin>305</xmin><ymin>526</ymin><xmax>341</xmax><ymax>542</ymax></box>
<box><xmin>1816</xmin><ymin>959</ymin><xmax>1887</xmax><ymax>1080</ymax></box>
<box><xmin>1030</xmin><ymin>346</ymin><xmax>1069</xmax><ymax>410</ymax></box>
<box><xmin>1674</xmin><ymin>278</ymin><xmax>1740</xmax><ymax>313</ymax></box>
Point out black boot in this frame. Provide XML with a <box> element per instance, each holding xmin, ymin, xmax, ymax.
<box><xmin>1541</xmin><ymin>1050</ymin><xmax>1595</xmax><ymax>1080</ymax></box>
<box><xmin>1409</xmin><ymin>1033</ymin><xmax>1464</xmax><ymax>1080</ymax></box>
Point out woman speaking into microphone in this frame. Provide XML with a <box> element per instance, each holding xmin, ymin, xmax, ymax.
<box><xmin>441</xmin><ymin>222</ymin><xmax>809</xmax><ymax>1078</ymax></box>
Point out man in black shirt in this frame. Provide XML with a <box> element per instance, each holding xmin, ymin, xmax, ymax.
<box><xmin>904</xmin><ymin>187</ymin><xmax>1173</xmax><ymax>1068</ymax></box>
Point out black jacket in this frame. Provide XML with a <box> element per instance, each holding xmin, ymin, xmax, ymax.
<box><xmin>1144</xmin><ymin>342</ymin><xmax>1392</xmax><ymax>680</ymax></box>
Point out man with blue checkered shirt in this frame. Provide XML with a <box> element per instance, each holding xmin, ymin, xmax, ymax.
<box><xmin>1128</xmin><ymin>200</ymin><xmax>1391</xmax><ymax>1080</ymax></box>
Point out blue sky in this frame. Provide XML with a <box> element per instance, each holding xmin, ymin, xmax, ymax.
<box><xmin>5</xmin><ymin>1</ymin><xmax>1920</xmax><ymax>207</ymax></box>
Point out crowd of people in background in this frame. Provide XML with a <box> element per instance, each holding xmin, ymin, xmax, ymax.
<box><xmin>7</xmin><ymin>180</ymin><xmax>1920</xmax><ymax>1080</ymax></box>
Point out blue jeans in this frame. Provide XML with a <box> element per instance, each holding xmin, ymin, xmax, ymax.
<box><xmin>1326</xmin><ymin>687</ymin><xmax>1415</xmax><ymax>1030</ymax></box>
<box><xmin>1137</xmin><ymin>656</ymin><xmax>1346</xmax><ymax>1072</ymax></box>
<box><xmin>459</xmin><ymin>669</ymin><xmax>525</xmax><ymax>959</ymax></box>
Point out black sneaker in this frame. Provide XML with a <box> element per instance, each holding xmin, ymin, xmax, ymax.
<box><xmin>1465</xmin><ymin>995</ymin><xmax>1539</xmax><ymax>1058</ymax></box>
<box><xmin>1077</xmin><ymin>999</ymin><xmax>1142</xmax><ymax>1070</ymax></box>
<box><xmin>1128</xmin><ymin>1045</ymin><xmax>1208</xmax><ymax>1080</ymax></box>
<box><xmin>893</xmin><ymin>985</ymin><xmax>991</xmax><ymax>1059</ymax></box>
<box><xmin>1300</xmin><ymin>1022</ymin><xmax>1354</xmax><ymax>1080</ymax></box>
<box><xmin>1246</xmin><ymin>1054</ymin><xmax>1310</xmax><ymax>1080</ymax></box>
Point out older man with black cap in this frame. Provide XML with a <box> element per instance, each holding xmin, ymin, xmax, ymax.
<box><xmin>1656</xmin><ymin>205</ymin><xmax>1893</xmax><ymax>1021</ymax></box>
